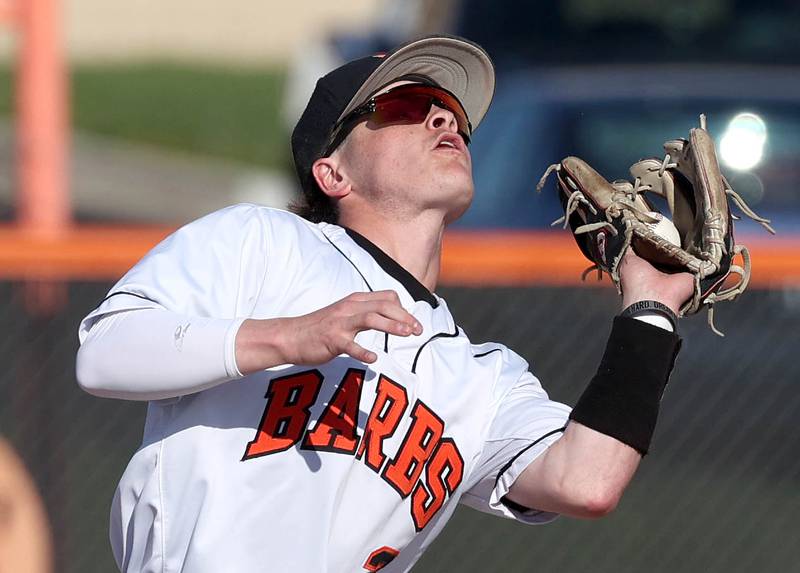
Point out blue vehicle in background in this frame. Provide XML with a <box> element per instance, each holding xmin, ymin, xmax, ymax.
<box><xmin>295</xmin><ymin>0</ymin><xmax>800</xmax><ymax>233</ymax></box>
<box><xmin>453</xmin><ymin>0</ymin><xmax>800</xmax><ymax>232</ymax></box>
<box><xmin>462</xmin><ymin>66</ymin><xmax>800</xmax><ymax>233</ymax></box>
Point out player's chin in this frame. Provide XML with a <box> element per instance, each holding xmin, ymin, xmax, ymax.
<box><xmin>431</xmin><ymin>150</ymin><xmax>472</xmax><ymax>177</ymax></box>
<box><xmin>443</xmin><ymin>186</ymin><xmax>474</xmax><ymax>224</ymax></box>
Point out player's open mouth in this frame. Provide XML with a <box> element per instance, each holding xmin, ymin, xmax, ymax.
<box><xmin>433</xmin><ymin>133</ymin><xmax>465</xmax><ymax>154</ymax></box>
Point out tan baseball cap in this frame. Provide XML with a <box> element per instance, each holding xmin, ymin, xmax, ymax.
<box><xmin>337</xmin><ymin>34</ymin><xmax>495</xmax><ymax>128</ymax></box>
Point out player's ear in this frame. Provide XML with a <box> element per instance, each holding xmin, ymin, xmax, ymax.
<box><xmin>312</xmin><ymin>156</ymin><xmax>352</xmax><ymax>200</ymax></box>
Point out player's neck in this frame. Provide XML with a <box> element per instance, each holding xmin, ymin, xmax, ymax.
<box><xmin>340</xmin><ymin>210</ymin><xmax>444</xmax><ymax>292</ymax></box>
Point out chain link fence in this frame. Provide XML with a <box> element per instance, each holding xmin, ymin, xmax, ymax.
<box><xmin>1</xmin><ymin>281</ymin><xmax>798</xmax><ymax>573</ymax></box>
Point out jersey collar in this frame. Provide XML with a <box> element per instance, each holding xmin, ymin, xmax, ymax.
<box><xmin>344</xmin><ymin>228</ymin><xmax>439</xmax><ymax>308</ymax></box>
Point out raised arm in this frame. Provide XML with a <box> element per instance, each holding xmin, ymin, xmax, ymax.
<box><xmin>77</xmin><ymin>290</ymin><xmax>421</xmax><ymax>401</ymax></box>
<box><xmin>506</xmin><ymin>251</ymin><xmax>693</xmax><ymax>518</ymax></box>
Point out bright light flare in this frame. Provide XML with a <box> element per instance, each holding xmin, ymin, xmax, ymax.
<box><xmin>719</xmin><ymin>112</ymin><xmax>767</xmax><ymax>171</ymax></box>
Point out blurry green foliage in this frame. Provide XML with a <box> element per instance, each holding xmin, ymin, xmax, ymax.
<box><xmin>0</xmin><ymin>64</ymin><xmax>288</xmax><ymax>169</ymax></box>
<box><xmin>0</xmin><ymin>67</ymin><xmax>11</xmax><ymax>114</ymax></box>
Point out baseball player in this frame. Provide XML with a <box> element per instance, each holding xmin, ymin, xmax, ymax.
<box><xmin>76</xmin><ymin>35</ymin><xmax>692</xmax><ymax>572</ymax></box>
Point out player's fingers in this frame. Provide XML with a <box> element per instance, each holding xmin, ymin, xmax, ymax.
<box><xmin>342</xmin><ymin>340</ymin><xmax>377</xmax><ymax>364</ymax></box>
<box><xmin>335</xmin><ymin>294</ymin><xmax>422</xmax><ymax>335</ymax></box>
<box><xmin>346</xmin><ymin>290</ymin><xmax>402</xmax><ymax>303</ymax></box>
<box><xmin>356</xmin><ymin>300</ymin><xmax>420</xmax><ymax>328</ymax></box>
<box><xmin>335</xmin><ymin>292</ymin><xmax>402</xmax><ymax>317</ymax></box>
<box><xmin>358</xmin><ymin>299</ymin><xmax>406</xmax><ymax>318</ymax></box>
<box><xmin>352</xmin><ymin>312</ymin><xmax>415</xmax><ymax>337</ymax></box>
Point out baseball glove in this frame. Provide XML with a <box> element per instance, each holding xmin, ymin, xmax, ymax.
<box><xmin>536</xmin><ymin>115</ymin><xmax>775</xmax><ymax>335</ymax></box>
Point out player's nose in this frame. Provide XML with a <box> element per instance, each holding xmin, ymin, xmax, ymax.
<box><xmin>426</xmin><ymin>105</ymin><xmax>459</xmax><ymax>137</ymax></box>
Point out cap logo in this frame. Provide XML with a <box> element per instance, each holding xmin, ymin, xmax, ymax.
<box><xmin>372</xmin><ymin>53</ymin><xmax>387</xmax><ymax>59</ymax></box>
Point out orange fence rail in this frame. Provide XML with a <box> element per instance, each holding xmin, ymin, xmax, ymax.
<box><xmin>1</xmin><ymin>225</ymin><xmax>797</xmax><ymax>286</ymax></box>
<box><xmin>440</xmin><ymin>230</ymin><xmax>800</xmax><ymax>287</ymax></box>
<box><xmin>0</xmin><ymin>225</ymin><xmax>173</xmax><ymax>280</ymax></box>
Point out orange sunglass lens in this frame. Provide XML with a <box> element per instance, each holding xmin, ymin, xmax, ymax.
<box><xmin>373</xmin><ymin>95</ymin><xmax>432</xmax><ymax>124</ymax></box>
<box><xmin>368</xmin><ymin>86</ymin><xmax>471</xmax><ymax>141</ymax></box>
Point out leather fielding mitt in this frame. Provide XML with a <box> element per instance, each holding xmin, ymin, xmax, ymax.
<box><xmin>536</xmin><ymin>115</ymin><xmax>775</xmax><ymax>335</ymax></box>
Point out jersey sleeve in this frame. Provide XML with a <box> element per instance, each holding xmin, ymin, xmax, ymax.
<box><xmin>460</xmin><ymin>348</ymin><xmax>571</xmax><ymax>525</ymax></box>
<box><xmin>78</xmin><ymin>203</ymin><xmax>271</xmax><ymax>341</ymax></box>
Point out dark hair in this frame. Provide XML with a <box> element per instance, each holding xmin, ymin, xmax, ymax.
<box><xmin>290</xmin><ymin>55</ymin><xmax>385</xmax><ymax>227</ymax></box>
<box><xmin>288</xmin><ymin>184</ymin><xmax>340</xmax><ymax>224</ymax></box>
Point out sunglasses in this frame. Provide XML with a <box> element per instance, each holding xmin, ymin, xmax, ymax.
<box><xmin>324</xmin><ymin>84</ymin><xmax>473</xmax><ymax>155</ymax></box>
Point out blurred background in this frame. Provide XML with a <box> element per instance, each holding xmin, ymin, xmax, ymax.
<box><xmin>0</xmin><ymin>1</ymin><xmax>798</xmax><ymax>571</ymax></box>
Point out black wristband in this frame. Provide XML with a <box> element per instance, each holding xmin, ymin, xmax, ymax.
<box><xmin>568</xmin><ymin>316</ymin><xmax>682</xmax><ymax>455</ymax></box>
<box><xmin>620</xmin><ymin>300</ymin><xmax>678</xmax><ymax>332</ymax></box>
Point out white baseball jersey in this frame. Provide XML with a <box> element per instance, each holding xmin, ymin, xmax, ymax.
<box><xmin>78</xmin><ymin>204</ymin><xmax>571</xmax><ymax>572</ymax></box>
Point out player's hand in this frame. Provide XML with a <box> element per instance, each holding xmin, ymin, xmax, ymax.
<box><xmin>618</xmin><ymin>250</ymin><xmax>694</xmax><ymax>315</ymax></box>
<box><xmin>236</xmin><ymin>290</ymin><xmax>422</xmax><ymax>374</ymax></box>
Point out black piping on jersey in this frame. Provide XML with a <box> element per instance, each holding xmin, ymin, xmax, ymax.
<box><xmin>322</xmin><ymin>232</ymin><xmax>376</xmax><ymax>294</ymax></box>
<box><xmin>344</xmin><ymin>228</ymin><xmax>438</xmax><ymax>308</ymax></box>
<box><xmin>343</xmin><ymin>227</ymin><xmax>444</xmax><ymax>361</ymax></box>
<box><xmin>410</xmin><ymin>323</ymin><xmax>460</xmax><ymax>374</ymax></box>
<box><xmin>493</xmin><ymin>426</ymin><xmax>567</xmax><ymax>513</ymax></box>
<box><xmin>473</xmin><ymin>348</ymin><xmax>503</xmax><ymax>359</ymax></box>
<box><xmin>92</xmin><ymin>290</ymin><xmax>159</xmax><ymax>313</ymax></box>
<box><xmin>321</xmin><ymin>231</ymin><xmax>390</xmax><ymax>353</ymax></box>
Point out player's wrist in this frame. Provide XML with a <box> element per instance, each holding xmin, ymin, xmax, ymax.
<box><xmin>621</xmin><ymin>291</ymin><xmax>683</xmax><ymax>317</ymax></box>
<box><xmin>570</xmin><ymin>315</ymin><xmax>682</xmax><ymax>455</ymax></box>
<box><xmin>619</xmin><ymin>300</ymin><xmax>678</xmax><ymax>332</ymax></box>
<box><xmin>235</xmin><ymin>318</ymin><xmax>290</xmax><ymax>375</ymax></box>
<box><xmin>618</xmin><ymin>253</ymin><xmax>694</xmax><ymax>317</ymax></box>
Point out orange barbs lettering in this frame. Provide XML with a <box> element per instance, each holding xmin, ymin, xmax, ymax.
<box><xmin>244</xmin><ymin>369</ymin><xmax>463</xmax><ymax>531</ymax></box>
<box><xmin>302</xmin><ymin>368</ymin><xmax>365</xmax><ymax>454</ymax></box>
<box><xmin>356</xmin><ymin>375</ymin><xmax>408</xmax><ymax>472</ymax></box>
<box><xmin>242</xmin><ymin>370</ymin><xmax>323</xmax><ymax>460</ymax></box>
<box><xmin>411</xmin><ymin>438</ymin><xmax>464</xmax><ymax>531</ymax></box>
<box><xmin>382</xmin><ymin>400</ymin><xmax>444</xmax><ymax>498</ymax></box>
<box><xmin>363</xmin><ymin>545</ymin><xmax>399</xmax><ymax>571</ymax></box>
